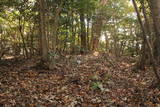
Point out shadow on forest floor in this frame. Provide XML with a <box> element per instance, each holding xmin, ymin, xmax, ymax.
<box><xmin>0</xmin><ymin>54</ymin><xmax>160</xmax><ymax>106</ymax></box>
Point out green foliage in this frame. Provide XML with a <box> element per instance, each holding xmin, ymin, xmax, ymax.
<box><xmin>0</xmin><ymin>0</ymin><xmax>140</xmax><ymax>57</ymax></box>
<box><xmin>90</xmin><ymin>75</ymin><xmax>104</xmax><ymax>91</ymax></box>
<box><xmin>73</xmin><ymin>0</ymin><xmax>98</xmax><ymax>14</ymax></box>
<box><xmin>91</xmin><ymin>82</ymin><xmax>104</xmax><ymax>91</ymax></box>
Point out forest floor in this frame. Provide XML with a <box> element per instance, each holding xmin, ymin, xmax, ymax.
<box><xmin>0</xmin><ymin>53</ymin><xmax>160</xmax><ymax>107</ymax></box>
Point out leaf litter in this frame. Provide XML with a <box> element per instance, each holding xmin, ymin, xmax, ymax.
<box><xmin>0</xmin><ymin>54</ymin><xmax>160</xmax><ymax>106</ymax></box>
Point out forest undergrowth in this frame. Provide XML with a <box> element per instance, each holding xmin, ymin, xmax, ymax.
<box><xmin>0</xmin><ymin>53</ymin><xmax>160</xmax><ymax>106</ymax></box>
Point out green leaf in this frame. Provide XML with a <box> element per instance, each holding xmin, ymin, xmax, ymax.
<box><xmin>91</xmin><ymin>82</ymin><xmax>104</xmax><ymax>91</ymax></box>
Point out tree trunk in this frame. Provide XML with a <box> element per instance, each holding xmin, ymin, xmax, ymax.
<box><xmin>105</xmin><ymin>31</ymin><xmax>109</xmax><ymax>52</ymax></box>
<box><xmin>71</xmin><ymin>11</ymin><xmax>76</xmax><ymax>54</ymax></box>
<box><xmin>148</xmin><ymin>0</ymin><xmax>160</xmax><ymax>63</ymax></box>
<box><xmin>86</xmin><ymin>15</ymin><xmax>90</xmax><ymax>51</ymax></box>
<box><xmin>132</xmin><ymin>0</ymin><xmax>160</xmax><ymax>83</ymax></box>
<box><xmin>141</xmin><ymin>1</ymin><xmax>150</xmax><ymax>61</ymax></box>
<box><xmin>132</xmin><ymin>0</ymin><xmax>147</xmax><ymax>70</ymax></box>
<box><xmin>91</xmin><ymin>15</ymin><xmax>102</xmax><ymax>51</ymax></box>
<box><xmin>51</xmin><ymin>1</ymin><xmax>63</xmax><ymax>51</ymax></box>
<box><xmin>91</xmin><ymin>0</ymin><xmax>107</xmax><ymax>51</ymax></box>
<box><xmin>18</xmin><ymin>18</ymin><xmax>28</xmax><ymax>58</ymax></box>
<box><xmin>80</xmin><ymin>12</ymin><xmax>87</xmax><ymax>54</ymax></box>
<box><xmin>39</xmin><ymin>0</ymin><xmax>48</xmax><ymax>62</ymax></box>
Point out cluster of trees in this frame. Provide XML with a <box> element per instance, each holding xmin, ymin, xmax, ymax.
<box><xmin>0</xmin><ymin>0</ymin><xmax>138</xmax><ymax>58</ymax></box>
<box><xmin>132</xmin><ymin>0</ymin><xmax>160</xmax><ymax>82</ymax></box>
<box><xmin>0</xmin><ymin>0</ymin><xmax>160</xmax><ymax>72</ymax></box>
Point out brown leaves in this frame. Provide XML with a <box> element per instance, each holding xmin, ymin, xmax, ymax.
<box><xmin>0</xmin><ymin>55</ymin><xmax>160</xmax><ymax>106</ymax></box>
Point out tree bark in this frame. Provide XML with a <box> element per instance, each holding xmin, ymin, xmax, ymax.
<box><xmin>51</xmin><ymin>0</ymin><xmax>63</xmax><ymax>51</ymax></box>
<box><xmin>39</xmin><ymin>0</ymin><xmax>48</xmax><ymax>61</ymax></box>
<box><xmin>86</xmin><ymin>15</ymin><xmax>90</xmax><ymax>51</ymax></box>
<box><xmin>80</xmin><ymin>12</ymin><xmax>87</xmax><ymax>54</ymax></box>
<box><xmin>18</xmin><ymin>18</ymin><xmax>28</xmax><ymax>58</ymax></box>
<box><xmin>132</xmin><ymin>0</ymin><xmax>160</xmax><ymax>83</ymax></box>
<box><xmin>91</xmin><ymin>0</ymin><xmax>107</xmax><ymax>51</ymax></box>
<box><xmin>148</xmin><ymin>0</ymin><xmax>160</xmax><ymax>63</ymax></box>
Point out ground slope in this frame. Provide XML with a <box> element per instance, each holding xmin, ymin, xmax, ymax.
<box><xmin>0</xmin><ymin>54</ymin><xmax>160</xmax><ymax>106</ymax></box>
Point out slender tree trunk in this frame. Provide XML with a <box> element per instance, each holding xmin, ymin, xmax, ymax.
<box><xmin>18</xmin><ymin>18</ymin><xmax>28</xmax><ymax>58</ymax></box>
<box><xmin>29</xmin><ymin>23</ymin><xmax>35</xmax><ymax>57</ymax></box>
<box><xmin>71</xmin><ymin>11</ymin><xmax>76</xmax><ymax>54</ymax></box>
<box><xmin>132</xmin><ymin>0</ymin><xmax>147</xmax><ymax>70</ymax></box>
<box><xmin>39</xmin><ymin>0</ymin><xmax>48</xmax><ymax>61</ymax></box>
<box><xmin>51</xmin><ymin>1</ymin><xmax>63</xmax><ymax>51</ymax></box>
<box><xmin>105</xmin><ymin>31</ymin><xmax>109</xmax><ymax>52</ymax></box>
<box><xmin>91</xmin><ymin>16</ymin><xmax>102</xmax><ymax>51</ymax></box>
<box><xmin>86</xmin><ymin>15</ymin><xmax>90</xmax><ymax>51</ymax></box>
<box><xmin>132</xmin><ymin>0</ymin><xmax>160</xmax><ymax>83</ymax></box>
<box><xmin>141</xmin><ymin>1</ymin><xmax>152</xmax><ymax>64</ymax></box>
<box><xmin>80</xmin><ymin>12</ymin><xmax>87</xmax><ymax>54</ymax></box>
<box><xmin>91</xmin><ymin>0</ymin><xmax>107</xmax><ymax>51</ymax></box>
